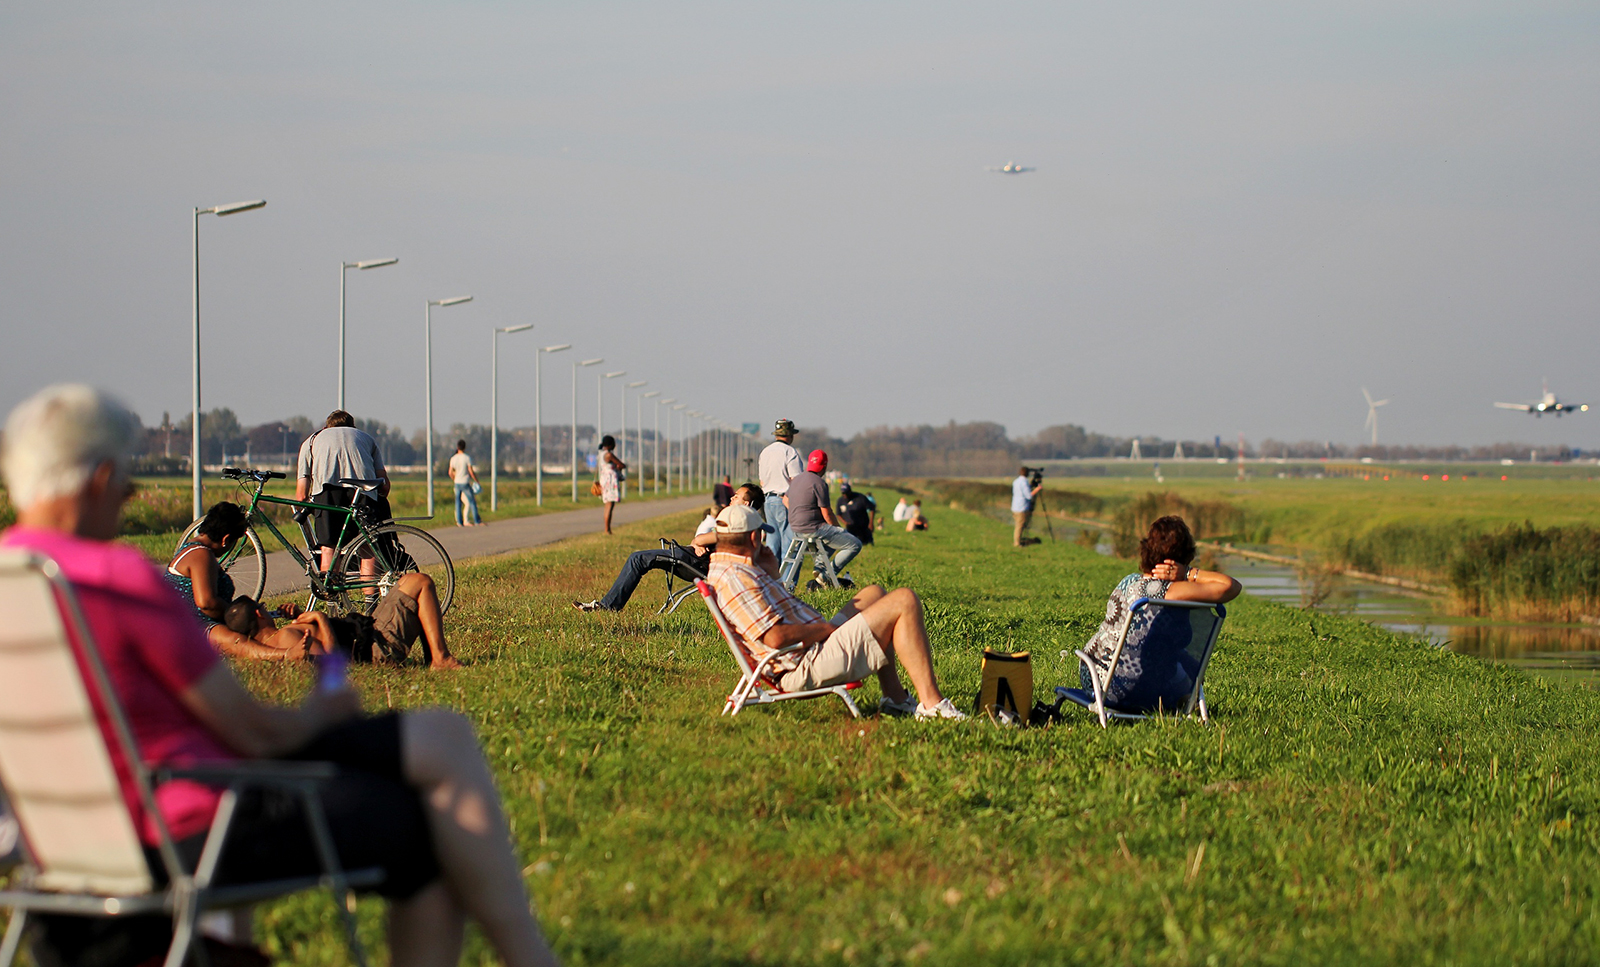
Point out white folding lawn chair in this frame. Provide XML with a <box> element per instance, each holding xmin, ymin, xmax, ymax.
<box><xmin>656</xmin><ymin>538</ymin><xmax>706</xmax><ymax>616</ymax></box>
<box><xmin>0</xmin><ymin>551</ymin><xmax>381</xmax><ymax>967</ymax></box>
<box><xmin>1056</xmin><ymin>597</ymin><xmax>1225</xmax><ymax>728</ymax></box>
<box><xmin>696</xmin><ymin>580</ymin><xmax>862</xmax><ymax>718</ymax></box>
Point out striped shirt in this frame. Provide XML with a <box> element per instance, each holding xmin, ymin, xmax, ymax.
<box><xmin>707</xmin><ymin>551</ymin><xmax>823</xmax><ymax>672</ymax></box>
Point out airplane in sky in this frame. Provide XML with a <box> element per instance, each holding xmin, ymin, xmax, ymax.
<box><xmin>1494</xmin><ymin>380</ymin><xmax>1588</xmax><ymax>417</ymax></box>
<box><xmin>986</xmin><ymin>162</ymin><xmax>1035</xmax><ymax>174</ymax></box>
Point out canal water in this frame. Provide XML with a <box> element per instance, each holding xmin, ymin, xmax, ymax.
<box><xmin>1063</xmin><ymin>523</ymin><xmax>1600</xmax><ymax>686</ymax></box>
<box><xmin>1218</xmin><ymin>553</ymin><xmax>1600</xmax><ymax>687</ymax></box>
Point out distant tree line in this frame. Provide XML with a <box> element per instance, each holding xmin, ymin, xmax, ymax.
<box><xmin>117</xmin><ymin>410</ymin><xmax>1588</xmax><ymax>477</ymax></box>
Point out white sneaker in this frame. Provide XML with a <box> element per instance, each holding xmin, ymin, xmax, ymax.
<box><xmin>914</xmin><ymin>698</ymin><xmax>968</xmax><ymax>721</ymax></box>
<box><xmin>879</xmin><ymin>694</ymin><xmax>917</xmax><ymax>716</ymax></box>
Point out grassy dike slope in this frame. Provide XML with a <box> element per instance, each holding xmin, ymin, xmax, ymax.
<box><xmin>236</xmin><ymin>506</ymin><xmax>1600</xmax><ymax>966</ymax></box>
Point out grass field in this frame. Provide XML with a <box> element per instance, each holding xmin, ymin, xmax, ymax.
<box><xmin>212</xmin><ymin>503</ymin><xmax>1600</xmax><ymax>965</ymax></box>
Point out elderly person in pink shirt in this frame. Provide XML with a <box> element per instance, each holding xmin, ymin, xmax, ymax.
<box><xmin>0</xmin><ymin>384</ymin><xmax>558</xmax><ymax>967</ymax></box>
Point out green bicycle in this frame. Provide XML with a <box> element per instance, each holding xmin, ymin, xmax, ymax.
<box><xmin>174</xmin><ymin>468</ymin><xmax>455</xmax><ymax>617</ymax></box>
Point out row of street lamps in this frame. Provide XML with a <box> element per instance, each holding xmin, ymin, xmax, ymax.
<box><xmin>189</xmin><ymin>197</ymin><xmax>753</xmax><ymax>519</ymax></box>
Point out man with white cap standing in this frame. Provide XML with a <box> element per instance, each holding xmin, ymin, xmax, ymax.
<box><xmin>758</xmin><ymin>418</ymin><xmax>803</xmax><ymax>560</ymax></box>
<box><xmin>706</xmin><ymin>504</ymin><xmax>967</xmax><ymax>720</ymax></box>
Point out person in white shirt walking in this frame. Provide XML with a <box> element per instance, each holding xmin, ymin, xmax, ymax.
<box><xmin>448</xmin><ymin>440</ymin><xmax>483</xmax><ymax>526</ymax></box>
<box><xmin>758</xmin><ymin>418</ymin><xmax>803</xmax><ymax>562</ymax></box>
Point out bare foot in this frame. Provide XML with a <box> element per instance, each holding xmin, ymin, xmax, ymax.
<box><xmin>430</xmin><ymin>655</ymin><xmax>465</xmax><ymax>670</ymax></box>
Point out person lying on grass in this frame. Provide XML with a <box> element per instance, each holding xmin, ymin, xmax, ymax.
<box><xmin>574</xmin><ymin>483</ymin><xmax>762</xmax><ymax>613</ymax></box>
<box><xmin>1077</xmin><ymin>514</ymin><xmax>1241</xmax><ymax>711</ymax></box>
<box><xmin>225</xmin><ymin>587</ymin><xmax>464</xmax><ymax>670</ymax></box>
<box><xmin>168</xmin><ymin>501</ymin><xmax>328</xmax><ymax>662</ymax></box>
<box><xmin>0</xmin><ymin>383</ymin><xmax>556</xmax><ymax>967</ymax></box>
<box><xmin>706</xmin><ymin>503</ymin><xmax>967</xmax><ymax>720</ymax></box>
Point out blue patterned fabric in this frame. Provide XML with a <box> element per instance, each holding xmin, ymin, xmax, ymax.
<box><xmin>1079</xmin><ymin>573</ymin><xmax>1199</xmax><ymax>710</ymax></box>
<box><xmin>166</xmin><ymin>542</ymin><xmax>233</xmax><ymax>631</ymax></box>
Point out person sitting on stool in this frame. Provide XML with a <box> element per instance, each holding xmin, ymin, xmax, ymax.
<box><xmin>784</xmin><ymin>449</ymin><xmax>861</xmax><ymax>591</ymax></box>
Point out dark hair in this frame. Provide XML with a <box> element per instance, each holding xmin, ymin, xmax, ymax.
<box><xmin>734</xmin><ymin>483</ymin><xmax>762</xmax><ymax>505</ymax></box>
<box><xmin>456</xmin><ymin>439</ymin><xmax>467</xmax><ymax>451</ymax></box>
<box><xmin>599</xmin><ymin>435</ymin><xmax>615</xmax><ymax>451</ymax></box>
<box><xmin>325</xmin><ymin>410</ymin><xmax>355</xmax><ymax>428</ymax></box>
<box><xmin>198</xmin><ymin>502</ymin><xmax>249</xmax><ymax>542</ymax></box>
<box><xmin>1139</xmin><ymin>515</ymin><xmax>1196</xmax><ymax>572</ymax></box>
<box><xmin>223</xmin><ymin>597</ymin><xmax>258</xmax><ymax>636</ymax></box>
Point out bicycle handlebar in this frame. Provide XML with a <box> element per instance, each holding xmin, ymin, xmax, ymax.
<box><xmin>221</xmin><ymin>467</ymin><xmax>287</xmax><ymax>482</ymax></box>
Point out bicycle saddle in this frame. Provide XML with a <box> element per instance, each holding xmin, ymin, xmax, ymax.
<box><xmin>337</xmin><ymin>477</ymin><xmax>384</xmax><ymax>492</ymax></box>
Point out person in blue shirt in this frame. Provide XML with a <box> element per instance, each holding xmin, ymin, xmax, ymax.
<box><xmin>1011</xmin><ymin>467</ymin><xmax>1042</xmax><ymax>546</ymax></box>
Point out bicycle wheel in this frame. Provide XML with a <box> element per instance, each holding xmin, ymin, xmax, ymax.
<box><xmin>328</xmin><ymin>524</ymin><xmax>455</xmax><ymax>617</ymax></box>
<box><xmin>174</xmin><ymin>519</ymin><xmax>266</xmax><ymax>601</ymax></box>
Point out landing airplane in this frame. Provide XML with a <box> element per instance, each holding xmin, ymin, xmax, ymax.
<box><xmin>1494</xmin><ymin>381</ymin><xmax>1588</xmax><ymax>417</ymax></box>
<box><xmin>986</xmin><ymin>162</ymin><xmax>1035</xmax><ymax>174</ymax></box>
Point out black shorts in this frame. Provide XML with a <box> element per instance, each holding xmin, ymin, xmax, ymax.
<box><xmin>173</xmin><ymin>712</ymin><xmax>437</xmax><ymax>900</ymax></box>
<box><xmin>311</xmin><ymin>487</ymin><xmax>392</xmax><ymax>548</ymax></box>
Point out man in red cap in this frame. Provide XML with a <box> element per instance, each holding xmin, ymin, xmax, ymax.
<box><xmin>784</xmin><ymin>448</ymin><xmax>862</xmax><ymax>591</ymax></box>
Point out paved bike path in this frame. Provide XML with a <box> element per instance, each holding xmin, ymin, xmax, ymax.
<box><xmin>260</xmin><ymin>496</ymin><xmax>708</xmax><ymax>597</ymax></box>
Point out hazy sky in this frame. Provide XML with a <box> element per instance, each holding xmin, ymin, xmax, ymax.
<box><xmin>3</xmin><ymin>1</ymin><xmax>1597</xmax><ymax>448</ymax></box>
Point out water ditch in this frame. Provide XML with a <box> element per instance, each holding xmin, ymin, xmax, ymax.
<box><xmin>1055</xmin><ymin>522</ymin><xmax>1600</xmax><ymax>687</ymax></box>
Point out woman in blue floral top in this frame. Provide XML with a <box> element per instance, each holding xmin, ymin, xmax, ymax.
<box><xmin>1080</xmin><ymin>515</ymin><xmax>1241</xmax><ymax>710</ymax></box>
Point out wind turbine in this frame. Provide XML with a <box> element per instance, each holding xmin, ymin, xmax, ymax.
<box><xmin>1362</xmin><ymin>387</ymin><xmax>1389</xmax><ymax>447</ymax></box>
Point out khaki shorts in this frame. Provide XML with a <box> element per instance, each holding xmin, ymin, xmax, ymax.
<box><xmin>778</xmin><ymin>613</ymin><xmax>887</xmax><ymax>691</ymax></box>
<box><xmin>371</xmin><ymin>589</ymin><xmax>422</xmax><ymax>663</ymax></box>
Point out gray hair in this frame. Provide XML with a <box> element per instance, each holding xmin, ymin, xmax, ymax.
<box><xmin>2</xmin><ymin>385</ymin><xmax>140</xmax><ymax>510</ymax></box>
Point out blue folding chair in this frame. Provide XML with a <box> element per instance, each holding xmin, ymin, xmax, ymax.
<box><xmin>1057</xmin><ymin>597</ymin><xmax>1226</xmax><ymax>728</ymax></box>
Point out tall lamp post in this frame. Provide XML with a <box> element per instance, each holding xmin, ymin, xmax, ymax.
<box><xmin>688</xmin><ymin>410</ymin><xmax>702</xmax><ymax>491</ymax></box>
<box><xmin>641</xmin><ymin>391</ymin><xmax>660</xmax><ymax>490</ymax></box>
<box><xmin>490</xmin><ymin>323</ymin><xmax>532</xmax><ymax>511</ymax></box>
<box><xmin>338</xmin><ymin>257</ymin><xmax>398</xmax><ymax>410</ymax></box>
<box><xmin>655</xmin><ymin>398</ymin><xmax>674</xmax><ymax>493</ymax></box>
<box><xmin>623</xmin><ymin>380</ymin><xmax>646</xmax><ymax>497</ymax></box>
<box><xmin>535</xmin><ymin>344</ymin><xmax>570</xmax><ymax>506</ymax></box>
<box><xmin>672</xmin><ymin>404</ymin><xmax>687</xmax><ymax>493</ymax></box>
<box><xmin>192</xmin><ymin>198</ymin><xmax>266</xmax><ymax>519</ymax></box>
<box><xmin>424</xmin><ymin>296</ymin><xmax>473</xmax><ymax>518</ymax></box>
<box><xmin>572</xmin><ymin>358</ymin><xmax>603</xmax><ymax>501</ymax></box>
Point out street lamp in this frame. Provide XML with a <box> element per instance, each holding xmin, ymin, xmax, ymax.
<box><xmin>641</xmin><ymin>391</ymin><xmax>660</xmax><ymax>491</ymax></box>
<box><xmin>572</xmin><ymin>358</ymin><xmax>603</xmax><ymax>501</ymax></box>
<box><xmin>655</xmin><ymin>398</ymin><xmax>674</xmax><ymax>493</ymax></box>
<box><xmin>535</xmin><ymin>344</ymin><xmax>570</xmax><ymax>506</ymax></box>
<box><xmin>624</xmin><ymin>380</ymin><xmax>646</xmax><ymax>498</ymax></box>
<box><xmin>688</xmin><ymin>411</ymin><xmax>703</xmax><ymax>491</ymax></box>
<box><xmin>491</xmin><ymin>323</ymin><xmax>533</xmax><ymax>511</ymax></box>
<box><xmin>424</xmin><ymin>296</ymin><xmax>473</xmax><ymax>518</ymax></box>
<box><xmin>192</xmin><ymin>198</ymin><xmax>266</xmax><ymax>519</ymax></box>
<box><xmin>672</xmin><ymin>404</ymin><xmax>687</xmax><ymax>493</ymax></box>
<box><xmin>338</xmin><ymin>257</ymin><xmax>398</xmax><ymax>410</ymax></box>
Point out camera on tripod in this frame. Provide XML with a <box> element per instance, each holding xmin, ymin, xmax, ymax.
<box><xmin>1021</xmin><ymin>466</ymin><xmax>1045</xmax><ymax>488</ymax></box>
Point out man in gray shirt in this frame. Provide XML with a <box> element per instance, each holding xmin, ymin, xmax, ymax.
<box><xmin>295</xmin><ymin>410</ymin><xmax>391</xmax><ymax>570</ymax></box>
<box><xmin>784</xmin><ymin>449</ymin><xmax>862</xmax><ymax>591</ymax></box>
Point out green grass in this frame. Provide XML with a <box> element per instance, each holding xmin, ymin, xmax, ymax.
<box><xmin>206</xmin><ymin>504</ymin><xmax>1600</xmax><ymax>965</ymax></box>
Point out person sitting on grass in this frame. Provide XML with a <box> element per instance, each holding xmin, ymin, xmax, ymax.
<box><xmin>706</xmin><ymin>504</ymin><xmax>967</xmax><ymax>720</ymax></box>
<box><xmin>168</xmin><ymin>501</ymin><xmax>323</xmax><ymax>661</ymax></box>
<box><xmin>225</xmin><ymin>586</ymin><xmax>463</xmax><ymax>670</ymax></box>
<box><xmin>574</xmin><ymin>484</ymin><xmax>761</xmax><ymax>612</ymax></box>
<box><xmin>0</xmin><ymin>383</ymin><xmax>557</xmax><ymax>967</ymax></box>
<box><xmin>1078</xmin><ymin>514</ymin><xmax>1241</xmax><ymax>711</ymax></box>
<box><xmin>906</xmin><ymin>499</ymin><xmax>929</xmax><ymax>532</ymax></box>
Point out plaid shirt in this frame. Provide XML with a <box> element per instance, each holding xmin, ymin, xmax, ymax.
<box><xmin>707</xmin><ymin>551</ymin><xmax>823</xmax><ymax>672</ymax></box>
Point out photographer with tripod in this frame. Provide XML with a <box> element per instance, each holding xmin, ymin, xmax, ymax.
<box><xmin>1012</xmin><ymin>466</ymin><xmax>1044</xmax><ymax>546</ymax></box>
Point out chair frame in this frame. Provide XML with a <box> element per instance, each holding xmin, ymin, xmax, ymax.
<box><xmin>776</xmin><ymin>534</ymin><xmax>840</xmax><ymax>592</ymax></box>
<box><xmin>695</xmin><ymin>580</ymin><xmax>861</xmax><ymax>718</ymax></box>
<box><xmin>656</xmin><ymin>538</ymin><xmax>706</xmax><ymax>616</ymax></box>
<box><xmin>1057</xmin><ymin>597</ymin><xmax>1225</xmax><ymax>728</ymax></box>
<box><xmin>0</xmin><ymin>552</ymin><xmax>380</xmax><ymax>967</ymax></box>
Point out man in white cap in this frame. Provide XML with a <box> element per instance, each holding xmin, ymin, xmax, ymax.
<box><xmin>757</xmin><ymin>418</ymin><xmax>802</xmax><ymax>561</ymax></box>
<box><xmin>706</xmin><ymin>504</ymin><xmax>967</xmax><ymax>720</ymax></box>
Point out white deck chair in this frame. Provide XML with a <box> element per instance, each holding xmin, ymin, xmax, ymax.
<box><xmin>0</xmin><ymin>551</ymin><xmax>381</xmax><ymax>967</ymax></box>
<box><xmin>1056</xmin><ymin>597</ymin><xmax>1225</xmax><ymax>728</ymax></box>
<box><xmin>695</xmin><ymin>580</ymin><xmax>862</xmax><ymax>718</ymax></box>
<box><xmin>656</xmin><ymin>538</ymin><xmax>706</xmax><ymax>616</ymax></box>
